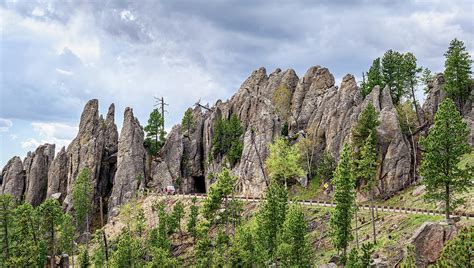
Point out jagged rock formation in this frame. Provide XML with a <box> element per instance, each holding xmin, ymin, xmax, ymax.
<box><xmin>410</xmin><ymin>222</ymin><xmax>458</xmax><ymax>266</ymax></box>
<box><xmin>61</xmin><ymin>100</ymin><xmax>118</xmax><ymax>218</ymax></box>
<box><xmin>1</xmin><ymin>66</ymin><xmax>473</xmax><ymax>220</ymax></box>
<box><xmin>108</xmin><ymin>107</ymin><xmax>146</xmax><ymax>217</ymax></box>
<box><xmin>154</xmin><ymin>66</ymin><xmax>413</xmax><ymax>197</ymax></box>
<box><xmin>1</xmin><ymin>156</ymin><xmax>25</xmax><ymax>201</ymax></box>
<box><xmin>46</xmin><ymin>147</ymin><xmax>68</xmax><ymax>202</ymax></box>
<box><xmin>423</xmin><ymin>74</ymin><xmax>474</xmax><ymax>145</ymax></box>
<box><xmin>24</xmin><ymin>144</ymin><xmax>55</xmax><ymax>206</ymax></box>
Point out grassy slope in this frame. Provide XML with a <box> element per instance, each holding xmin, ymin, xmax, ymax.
<box><xmin>104</xmin><ymin>193</ymin><xmax>473</xmax><ymax>266</ymax></box>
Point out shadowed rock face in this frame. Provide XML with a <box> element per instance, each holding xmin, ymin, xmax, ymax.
<box><xmin>46</xmin><ymin>146</ymin><xmax>68</xmax><ymax>203</ymax></box>
<box><xmin>108</xmin><ymin>107</ymin><xmax>146</xmax><ymax>218</ymax></box>
<box><xmin>1</xmin><ymin>156</ymin><xmax>25</xmax><ymax>201</ymax></box>
<box><xmin>24</xmin><ymin>143</ymin><xmax>55</xmax><ymax>206</ymax></box>
<box><xmin>153</xmin><ymin>67</ymin><xmax>414</xmax><ymax>197</ymax></box>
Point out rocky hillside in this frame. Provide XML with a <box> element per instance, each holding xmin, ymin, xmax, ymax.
<box><xmin>1</xmin><ymin>66</ymin><xmax>473</xmax><ymax>223</ymax></box>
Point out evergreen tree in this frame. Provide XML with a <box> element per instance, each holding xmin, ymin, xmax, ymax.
<box><xmin>212</xmin><ymin>114</ymin><xmax>244</xmax><ymax>167</ymax></box>
<box><xmin>346</xmin><ymin>242</ymin><xmax>374</xmax><ymax>268</ymax></box>
<box><xmin>149</xmin><ymin>202</ymin><xmax>171</xmax><ymax>251</ymax></box>
<box><xmin>144</xmin><ymin>108</ymin><xmax>166</xmax><ymax>156</ymax></box>
<box><xmin>356</xmin><ymin>132</ymin><xmax>378</xmax><ymax>244</ymax></box>
<box><xmin>382</xmin><ymin>49</ymin><xmax>406</xmax><ymax>105</ymax></box>
<box><xmin>362</xmin><ymin>57</ymin><xmax>384</xmax><ymax>97</ymax></box>
<box><xmin>92</xmin><ymin>230</ymin><xmax>106</xmax><ymax>268</ymax></box>
<box><xmin>110</xmin><ymin>228</ymin><xmax>142</xmax><ymax>268</ymax></box>
<box><xmin>229</xmin><ymin>225</ymin><xmax>256</xmax><ymax>267</ymax></box>
<box><xmin>170</xmin><ymin>201</ymin><xmax>184</xmax><ymax>236</ymax></box>
<box><xmin>194</xmin><ymin>221</ymin><xmax>212</xmax><ymax>267</ymax></box>
<box><xmin>443</xmin><ymin>38</ymin><xmax>473</xmax><ymax>110</ymax></box>
<box><xmin>420</xmin><ymin>67</ymin><xmax>434</xmax><ymax>93</ymax></box>
<box><xmin>134</xmin><ymin>207</ymin><xmax>146</xmax><ymax>238</ymax></box>
<box><xmin>400</xmin><ymin>244</ymin><xmax>416</xmax><ymax>268</ymax></box>
<box><xmin>59</xmin><ymin>214</ymin><xmax>75</xmax><ymax>259</ymax></box>
<box><xmin>265</xmin><ymin>137</ymin><xmax>305</xmax><ymax>188</ymax></box>
<box><xmin>187</xmin><ymin>197</ymin><xmax>199</xmax><ymax>241</ymax></box>
<box><xmin>277</xmin><ymin>205</ymin><xmax>312</xmax><ymax>267</ymax></box>
<box><xmin>146</xmin><ymin>246</ymin><xmax>179</xmax><ymax>268</ymax></box>
<box><xmin>402</xmin><ymin>52</ymin><xmax>422</xmax><ymax>125</ymax></box>
<box><xmin>10</xmin><ymin>203</ymin><xmax>41</xmax><ymax>267</ymax></box>
<box><xmin>202</xmin><ymin>168</ymin><xmax>237</xmax><ymax>225</ymax></box>
<box><xmin>181</xmin><ymin>108</ymin><xmax>195</xmax><ymax>135</ymax></box>
<box><xmin>78</xmin><ymin>244</ymin><xmax>90</xmax><ymax>268</ymax></box>
<box><xmin>435</xmin><ymin>225</ymin><xmax>473</xmax><ymax>267</ymax></box>
<box><xmin>352</xmin><ymin>103</ymin><xmax>379</xmax><ymax>155</ymax></box>
<box><xmin>0</xmin><ymin>195</ymin><xmax>15</xmax><ymax>265</ymax></box>
<box><xmin>330</xmin><ymin>143</ymin><xmax>356</xmax><ymax>262</ymax></box>
<box><xmin>38</xmin><ymin>198</ymin><xmax>63</xmax><ymax>266</ymax></box>
<box><xmin>254</xmin><ymin>182</ymin><xmax>288</xmax><ymax>264</ymax></box>
<box><xmin>72</xmin><ymin>168</ymin><xmax>93</xmax><ymax>236</ymax></box>
<box><xmin>420</xmin><ymin>98</ymin><xmax>472</xmax><ymax>220</ymax></box>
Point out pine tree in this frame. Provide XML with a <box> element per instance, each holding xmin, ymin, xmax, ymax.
<box><xmin>400</xmin><ymin>244</ymin><xmax>416</xmax><ymax>268</ymax></box>
<box><xmin>59</xmin><ymin>214</ymin><xmax>75</xmax><ymax>259</ymax></box>
<box><xmin>0</xmin><ymin>195</ymin><xmax>15</xmax><ymax>265</ymax></box>
<box><xmin>443</xmin><ymin>38</ymin><xmax>473</xmax><ymax>110</ymax></box>
<box><xmin>229</xmin><ymin>225</ymin><xmax>256</xmax><ymax>267</ymax></box>
<box><xmin>420</xmin><ymin>98</ymin><xmax>472</xmax><ymax>220</ymax></box>
<box><xmin>330</xmin><ymin>143</ymin><xmax>356</xmax><ymax>262</ymax></box>
<box><xmin>72</xmin><ymin>168</ymin><xmax>93</xmax><ymax>236</ymax></box>
<box><xmin>144</xmin><ymin>108</ymin><xmax>166</xmax><ymax>156</ymax></box>
<box><xmin>352</xmin><ymin>103</ymin><xmax>379</xmax><ymax>155</ymax></box>
<box><xmin>37</xmin><ymin>198</ymin><xmax>64</xmax><ymax>267</ymax></box>
<box><xmin>277</xmin><ymin>205</ymin><xmax>312</xmax><ymax>267</ymax></box>
<box><xmin>361</xmin><ymin>57</ymin><xmax>384</xmax><ymax>97</ymax></box>
<box><xmin>382</xmin><ymin>49</ymin><xmax>406</xmax><ymax>105</ymax></box>
<box><xmin>265</xmin><ymin>137</ymin><xmax>305</xmax><ymax>188</ymax></box>
<box><xmin>254</xmin><ymin>182</ymin><xmax>288</xmax><ymax>264</ymax></box>
<box><xmin>212</xmin><ymin>114</ymin><xmax>244</xmax><ymax>167</ymax></box>
<box><xmin>346</xmin><ymin>242</ymin><xmax>374</xmax><ymax>268</ymax></box>
<box><xmin>356</xmin><ymin>131</ymin><xmax>378</xmax><ymax>244</ymax></box>
<box><xmin>435</xmin><ymin>225</ymin><xmax>473</xmax><ymax>267</ymax></box>
<box><xmin>420</xmin><ymin>67</ymin><xmax>434</xmax><ymax>93</ymax></box>
<box><xmin>181</xmin><ymin>108</ymin><xmax>194</xmax><ymax>135</ymax></box>
<box><xmin>202</xmin><ymin>168</ymin><xmax>237</xmax><ymax>225</ymax></box>
<box><xmin>187</xmin><ymin>197</ymin><xmax>199</xmax><ymax>241</ymax></box>
<box><xmin>78</xmin><ymin>244</ymin><xmax>90</xmax><ymax>268</ymax></box>
<box><xmin>110</xmin><ymin>228</ymin><xmax>142</xmax><ymax>268</ymax></box>
<box><xmin>402</xmin><ymin>52</ymin><xmax>422</xmax><ymax>125</ymax></box>
<box><xmin>92</xmin><ymin>230</ymin><xmax>106</xmax><ymax>268</ymax></box>
<box><xmin>135</xmin><ymin>207</ymin><xmax>146</xmax><ymax>238</ymax></box>
<box><xmin>9</xmin><ymin>203</ymin><xmax>40</xmax><ymax>267</ymax></box>
<box><xmin>170</xmin><ymin>201</ymin><xmax>184</xmax><ymax>236</ymax></box>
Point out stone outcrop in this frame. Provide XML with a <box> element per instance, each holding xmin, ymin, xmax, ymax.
<box><xmin>108</xmin><ymin>107</ymin><xmax>146</xmax><ymax>217</ymax></box>
<box><xmin>409</xmin><ymin>222</ymin><xmax>458</xmax><ymax>267</ymax></box>
<box><xmin>62</xmin><ymin>100</ymin><xmax>118</xmax><ymax>215</ymax></box>
<box><xmin>422</xmin><ymin>74</ymin><xmax>474</xmax><ymax>145</ymax></box>
<box><xmin>24</xmin><ymin>143</ymin><xmax>55</xmax><ymax>206</ymax></box>
<box><xmin>1</xmin><ymin>156</ymin><xmax>25</xmax><ymax>201</ymax></box>
<box><xmin>153</xmin><ymin>66</ymin><xmax>413</xmax><ymax>197</ymax></box>
<box><xmin>46</xmin><ymin>147</ymin><xmax>68</xmax><ymax>202</ymax></box>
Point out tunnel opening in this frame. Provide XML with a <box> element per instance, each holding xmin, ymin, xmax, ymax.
<box><xmin>192</xmin><ymin>176</ymin><xmax>206</xmax><ymax>193</ymax></box>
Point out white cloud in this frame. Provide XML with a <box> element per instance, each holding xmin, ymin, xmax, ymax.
<box><xmin>21</xmin><ymin>138</ymin><xmax>41</xmax><ymax>150</ymax></box>
<box><xmin>0</xmin><ymin>118</ymin><xmax>13</xmax><ymax>132</ymax></box>
<box><xmin>10</xmin><ymin>134</ymin><xmax>17</xmax><ymax>140</ymax></box>
<box><xmin>55</xmin><ymin>68</ymin><xmax>73</xmax><ymax>76</ymax></box>
<box><xmin>21</xmin><ymin>122</ymin><xmax>78</xmax><ymax>151</ymax></box>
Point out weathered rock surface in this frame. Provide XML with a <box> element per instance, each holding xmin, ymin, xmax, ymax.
<box><xmin>409</xmin><ymin>222</ymin><xmax>458</xmax><ymax>267</ymax></box>
<box><xmin>1</xmin><ymin>156</ymin><xmax>25</xmax><ymax>201</ymax></box>
<box><xmin>24</xmin><ymin>143</ymin><xmax>55</xmax><ymax>206</ymax></box>
<box><xmin>108</xmin><ymin>107</ymin><xmax>146</xmax><ymax>217</ymax></box>
<box><xmin>46</xmin><ymin>147</ymin><xmax>68</xmax><ymax>202</ymax></box>
<box><xmin>62</xmin><ymin>100</ymin><xmax>118</xmax><ymax>216</ymax></box>
<box><xmin>154</xmin><ymin>67</ymin><xmax>413</xmax><ymax>197</ymax></box>
<box><xmin>422</xmin><ymin>74</ymin><xmax>474</xmax><ymax>145</ymax></box>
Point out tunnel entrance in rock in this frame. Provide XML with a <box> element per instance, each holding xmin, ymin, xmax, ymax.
<box><xmin>192</xmin><ymin>176</ymin><xmax>206</xmax><ymax>193</ymax></box>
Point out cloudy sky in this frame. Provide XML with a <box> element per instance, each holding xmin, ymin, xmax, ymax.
<box><xmin>0</xmin><ymin>0</ymin><xmax>473</xmax><ymax>167</ymax></box>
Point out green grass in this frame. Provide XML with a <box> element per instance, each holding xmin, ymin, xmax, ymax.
<box><xmin>289</xmin><ymin>178</ymin><xmax>325</xmax><ymax>200</ymax></box>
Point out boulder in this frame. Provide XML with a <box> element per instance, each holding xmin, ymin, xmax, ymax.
<box><xmin>1</xmin><ymin>156</ymin><xmax>25</xmax><ymax>201</ymax></box>
<box><xmin>108</xmin><ymin>107</ymin><xmax>146</xmax><ymax>217</ymax></box>
<box><xmin>24</xmin><ymin>143</ymin><xmax>55</xmax><ymax>206</ymax></box>
<box><xmin>410</xmin><ymin>222</ymin><xmax>458</xmax><ymax>266</ymax></box>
